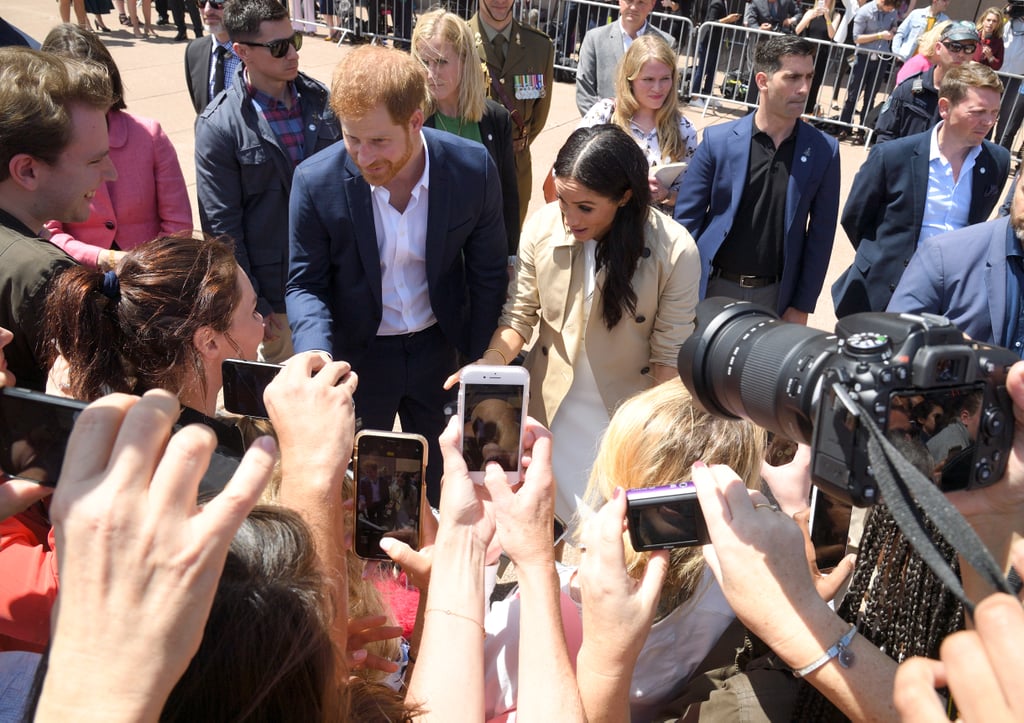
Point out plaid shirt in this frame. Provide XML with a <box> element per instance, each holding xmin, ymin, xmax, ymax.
<box><xmin>248</xmin><ymin>79</ymin><xmax>305</xmax><ymax>167</ymax></box>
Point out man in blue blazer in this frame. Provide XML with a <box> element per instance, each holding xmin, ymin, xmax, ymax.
<box><xmin>286</xmin><ymin>46</ymin><xmax>507</xmax><ymax>501</ymax></box>
<box><xmin>674</xmin><ymin>35</ymin><xmax>840</xmax><ymax>323</ymax></box>
<box><xmin>574</xmin><ymin>0</ymin><xmax>675</xmax><ymax>115</ymax></box>
<box><xmin>887</xmin><ymin>175</ymin><xmax>1024</xmax><ymax>353</ymax></box>
<box><xmin>832</xmin><ymin>63</ymin><xmax>1009</xmax><ymax>318</ymax></box>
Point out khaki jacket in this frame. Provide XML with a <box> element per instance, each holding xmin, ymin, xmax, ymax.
<box><xmin>501</xmin><ymin>204</ymin><xmax>700</xmax><ymax>426</ymax></box>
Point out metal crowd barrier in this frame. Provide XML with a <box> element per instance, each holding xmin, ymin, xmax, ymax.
<box><xmin>291</xmin><ymin>0</ymin><xmax>415</xmax><ymax>47</ymax></box>
<box><xmin>688</xmin><ymin>22</ymin><xmax>898</xmax><ymax>143</ymax></box>
<box><xmin>544</xmin><ymin>0</ymin><xmax>694</xmax><ymax>83</ymax></box>
<box><xmin>994</xmin><ymin>68</ymin><xmax>1024</xmax><ymax>161</ymax></box>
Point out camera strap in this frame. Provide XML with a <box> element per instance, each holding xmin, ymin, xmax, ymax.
<box><xmin>847</xmin><ymin>386</ymin><xmax>1016</xmax><ymax>614</ymax></box>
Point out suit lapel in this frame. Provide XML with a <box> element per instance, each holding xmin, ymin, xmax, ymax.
<box><xmin>729</xmin><ymin>116</ymin><xmax>753</xmax><ymax>216</ymax></box>
<box><xmin>969</xmin><ymin>145</ymin><xmax>999</xmax><ymax>224</ymax></box>
<box><xmin>785</xmin><ymin>121</ymin><xmax>812</xmax><ymax>241</ymax></box>
<box><xmin>424</xmin><ymin>134</ymin><xmax>446</xmax><ymax>289</ymax></box>
<box><xmin>345</xmin><ymin>155</ymin><xmax>384</xmax><ymax>311</ymax></box>
<box><xmin>910</xmin><ymin>135</ymin><xmax>930</xmax><ymax>231</ymax></box>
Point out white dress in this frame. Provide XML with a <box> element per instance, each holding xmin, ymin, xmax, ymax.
<box><xmin>549</xmin><ymin>239</ymin><xmax>610</xmax><ymax>525</ymax></box>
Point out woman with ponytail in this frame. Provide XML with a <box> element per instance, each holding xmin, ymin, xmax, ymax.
<box><xmin>457</xmin><ymin>124</ymin><xmax>700</xmax><ymax>523</ymax></box>
<box><xmin>41</xmin><ymin>232</ymin><xmax>265</xmax><ymax>454</ymax></box>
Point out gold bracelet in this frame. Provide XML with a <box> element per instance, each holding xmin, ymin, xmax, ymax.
<box><xmin>483</xmin><ymin>347</ymin><xmax>509</xmax><ymax>365</ymax></box>
<box><xmin>425</xmin><ymin>608</ymin><xmax>486</xmax><ymax>636</ymax></box>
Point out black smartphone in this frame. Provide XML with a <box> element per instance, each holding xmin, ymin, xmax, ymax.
<box><xmin>808</xmin><ymin>487</ymin><xmax>853</xmax><ymax>571</ymax></box>
<box><xmin>221</xmin><ymin>359</ymin><xmax>282</xmax><ymax>419</ymax></box>
<box><xmin>625</xmin><ymin>482</ymin><xmax>709</xmax><ymax>551</ymax></box>
<box><xmin>0</xmin><ymin>387</ymin><xmax>88</xmax><ymax>487</ymax></box>
<box><xmin>353</xmin><ymin>430</ymin><xmax>427</xmax><ymax>560</ymax></box>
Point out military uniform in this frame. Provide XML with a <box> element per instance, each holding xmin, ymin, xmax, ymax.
<box><xmin>470</xmin><ymin>13</ymin><xmax>554</xmax><ymax>227</ymax></box>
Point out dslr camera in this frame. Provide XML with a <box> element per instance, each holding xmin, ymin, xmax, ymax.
<box><xmin>677</xmin><ymin>298</ymin><xmax>1017</xmax><ymax>506</ymax></box>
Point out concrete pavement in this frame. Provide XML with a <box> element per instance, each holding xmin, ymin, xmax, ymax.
<box><xmin>3</xmin><ymin>0</ymin><xmax>984</xmax><ymax>332</ymax></box>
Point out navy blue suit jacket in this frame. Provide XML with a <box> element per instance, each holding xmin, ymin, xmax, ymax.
<box><xmin>285</xmin><ymin>128</ymin><xmax>507</xmax><ymax>365</ymax></box>
<box><xmin>887</xmin><ymin>216</ymin><xmax>1010</xmax><ymax>347</ymax></box>
<box><xmin>673</xmin><ymin>114</ymin><xmax>841</xmax><ymax>315</ymax></box>
<box><xmin>832</xmin><ymin>131</ymin><xmax>1009</xmax><ymax>318</ymax></box>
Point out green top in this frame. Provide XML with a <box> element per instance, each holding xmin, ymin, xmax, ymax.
<box><xmin>433</xmin><ymin>112</ymin><xmax>482</xmax><ymax>144</ymax></box>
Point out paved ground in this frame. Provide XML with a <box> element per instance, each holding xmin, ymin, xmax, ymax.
<box><xmin>4</xmin><ymin>2</ymin><xmax>1007</xmax><ymax>332</ymax></box>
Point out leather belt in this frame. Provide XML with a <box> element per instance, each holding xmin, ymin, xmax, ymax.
<box><xmin>711</xmin><ymin>268</ymin><xmax>780</xmax><ymax>289</ymax></box>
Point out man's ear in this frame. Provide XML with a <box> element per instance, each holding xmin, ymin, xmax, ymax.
<box><xmin>192</xmin><ymin>325</ymin><xmax>222</xmax><ymax>362</ymax></box>
<box><xmin>7</xmin><ymin>154</ymin><xmax>44</xmax><ymax>192</ymax></box>
<box><xmin>409</xmin><ymin>107</ymin><xmax>425</xmax><ymax>134</ymax></box>
<box><xmin>937</xmin><ymin>96</ymin><xmax>951</xmax><ymax>121</ymax></box>
<box><xmin>755</xmin><ymin>70</ymin><xmax>770</xmax><ymax>92</ymax></box>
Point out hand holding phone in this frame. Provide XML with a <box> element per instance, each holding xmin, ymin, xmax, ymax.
<box><xmin>481</xmin><ymin>417</ymin><xmax>558</xmax><ymax>566</ymax></box>
<box><xmin>457</xmin><ymin>365</ymin><xmax>530</xmax><ymax>485</ymax></box>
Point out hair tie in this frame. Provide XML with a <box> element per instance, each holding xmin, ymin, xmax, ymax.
<box><xmin>100</xmin><ymin>269</ymin><xmax>121</xmax><ymax>301</ymax></box>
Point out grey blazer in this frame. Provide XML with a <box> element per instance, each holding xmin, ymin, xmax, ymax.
<box><xmin>574</xmin><ymin>21</ymin><xmax>675</xmax><ymax>115</ymax></box>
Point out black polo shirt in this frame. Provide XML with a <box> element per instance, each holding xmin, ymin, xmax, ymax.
<box><xmin>712</xmin><ymin>123</ymin><xmax>796</xmax><ymax>277</ymax></box>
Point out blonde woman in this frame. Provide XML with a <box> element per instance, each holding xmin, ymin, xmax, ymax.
<box><xmin>412</xmin><ymin>9</ymin><xmax>520</xmax><ymax>254</ymax></box>
<box><xmin>974</xmin><ymin>7</ymin><xmax>1005</xmax><ymax>69</ymax></box>
<box><xmin>578</xmin><ymin>34</ymin><xmax>697</xmax><ymax>211</ymax></box>
<box><xmin>481</xmin><ymin>379</ymin><xmax>766</xmax><ymax>720</ymax></box>
<box><xmin>894</xmin><ymin>19</ymin><xmax>951</xmax><ymax>84</ymax></box>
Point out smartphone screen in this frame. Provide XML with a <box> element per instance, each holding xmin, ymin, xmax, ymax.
<box><xmin>0</xmin><ymin>388</ymin><xmax>88</xmax><ymax>487</ymax></box>
<box><xmin>809</xmin><ymin>487</ymin><xmax>852</xmax><ymax>571</ymax></box>
<box><xmin>354</xmin><ymin>431</ymin><xmax>426</xmax><ymax>560</ymax></box>
<box><xmin>460</xmin><ymin>381</ymin><xmax>525</xmax><ymax>474</ymax></box>
<box><xmin>221</xmin><ymin>359</ymin><xmax>282</xmax><ymax>419</ymax></box>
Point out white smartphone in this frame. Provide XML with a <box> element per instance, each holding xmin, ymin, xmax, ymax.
<box><xmin>458</xmin><ymin>365</ymin><xmax>530</xmax><ymax>484</ymax></box>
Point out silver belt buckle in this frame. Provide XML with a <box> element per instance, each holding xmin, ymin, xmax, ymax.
<box><xmin>738</xmin><ymin>274</ymin><xmax>758</xmax><ymax>288</ymax></box>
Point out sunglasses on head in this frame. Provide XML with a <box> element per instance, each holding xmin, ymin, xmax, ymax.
<box><xmin>942</xmin><ymin>40</ymin><xmax>977</xmax><ymax>54</ymax></box>
<box><xmin>203</xmin><ymin>0</ymin><xmax>224</xmax><ymax>8</ymax></box>
<box><xmin>238</xmin><ymin>31</ymin><xmax>302</xmax><ymax>58</ymax></box>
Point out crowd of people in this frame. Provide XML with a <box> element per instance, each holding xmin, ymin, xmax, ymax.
<box><xmin>1</xmin><ymin>0</ymin><xmax>1024</xmax><ymax>719</ymax></box>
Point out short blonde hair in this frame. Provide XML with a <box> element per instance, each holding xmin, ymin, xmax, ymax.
<box><xmin>412</xmin><ymin>9</ymin><xmax>486</xmax><ymax>123</ymax></box>
<box><xmin>578</xmin><ymin>379</ymin><xmax>766</xmax><ymax>614</ymax></box>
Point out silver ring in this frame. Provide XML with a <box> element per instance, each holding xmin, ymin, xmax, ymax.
<box><xmin>753</xmin><ymin>503</ymin><xmax>777</xmax><ymax>512</ymax></box>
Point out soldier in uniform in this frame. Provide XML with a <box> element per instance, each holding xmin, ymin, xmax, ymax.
<box><xmin>471</xmin><ymin>0</ymin><xmax>554</xmax><ymax>228</ymax></box>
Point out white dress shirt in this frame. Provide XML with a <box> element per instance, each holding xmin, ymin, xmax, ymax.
<box><xmin>370</xmin><ymin>134</ymin><xmax>437</xmax><ymax>335</ymax></box>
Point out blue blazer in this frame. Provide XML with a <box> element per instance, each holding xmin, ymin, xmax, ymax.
<box><xmin>285</xmin><ymin>128</ymin><xmax>508</xmax><ymax>365</ymax></box>
<box><xmin>832</xmin><ymin>131</ymin><xmax>1009</xmax><ymax>317</ymax></box>
<box><xmin>673</xmin><ymin>114</ymin><xmax>841</xmax><ymax>315</ymax></box>
<box><xmin>887</xmin><ymin>216</ymin><xmax>1010</xmax><ymax>347</ymax></box>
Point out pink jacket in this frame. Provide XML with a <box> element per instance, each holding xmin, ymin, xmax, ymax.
<box><xmin>44</xmin><ymin>110</ymin><xmax>193</xmax><ymax>266</ymax></box>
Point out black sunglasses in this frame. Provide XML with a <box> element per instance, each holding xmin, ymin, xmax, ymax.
<box><xmin>237</xmin><ymin>32</ymin><xmax>302</xmax><ymax>58</ymax></box>
<box><xmin>202</xmin><ymin>0</ymin><xmax>225</xmax><ymax>8</ymax></box>
<box><xmin>942</xmin><ymin>40</ymin><xmax>977</xmax><ymax>54</ymax></box>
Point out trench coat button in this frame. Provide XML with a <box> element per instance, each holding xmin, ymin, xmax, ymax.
<box><xmin>635</xmin><ymin>315</ymin><xmax>646</xmax><ymax>323</ymax></box>
<box><xmin>889</xmin><ymin>283</ymin><xmax>896</xmax><ymax>292</ymax></box>
<box><xmin>640</xmin><ymin>366</ymin><xmax>650</xmax><ymax>375</ymax></box>
<box><xmin>642</xmin><ymin>247</ymin><xmax>651</xmax><ymax>258</ymax></box>
<box><xmin>541</xmin><ymin>345</ymin><xmax>548</xmax><ymax>356</ymax></box>
<box><xmin>105</xmin><ymin>221</ymin><xmax>115</xmax><ymax>230</ymax></box>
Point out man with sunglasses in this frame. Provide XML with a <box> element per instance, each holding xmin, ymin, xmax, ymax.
<box><xmin>185</xmin><ymin>0</ymin><xmax>240</xmax><ymax>113</ymax></box>
<box><xmin>875</xmin><ymin>24</ymin><xmax>980</xmax><ymax>144</ymax></box>
<box><xmin>833</xmin><ymin>63</ymin><xmax>1009</xmax><ymax>317</ymax></box>
<box><xmin>195</xmin><ymin>0</ymin><xmax>340</xmax><ymax>364</ymax></box>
